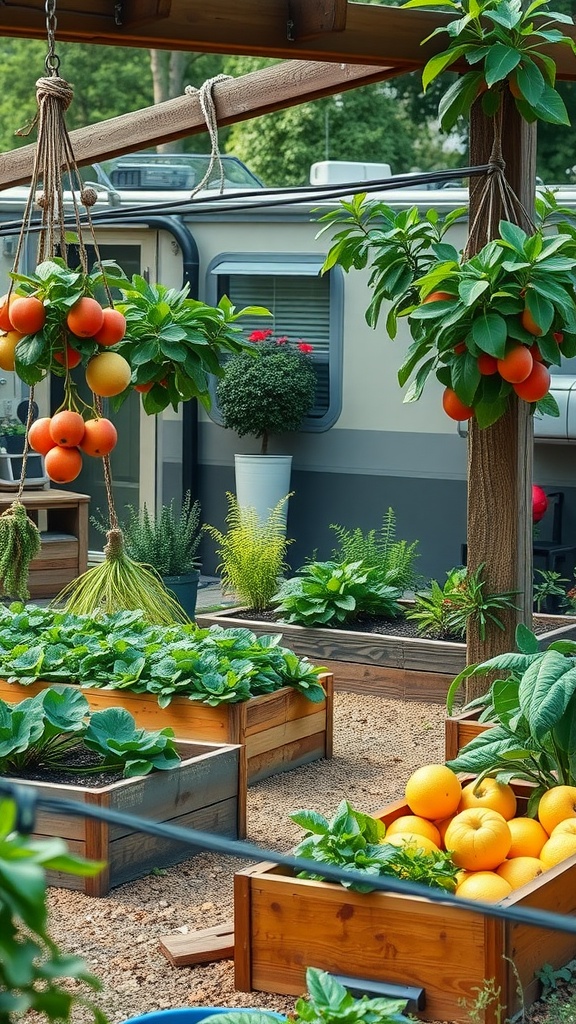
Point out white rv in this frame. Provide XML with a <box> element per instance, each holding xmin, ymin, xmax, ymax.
<box><xmin>0</xmin><ymin>153</ymin><xmax>574</xmax><ymax>581</ymax></box>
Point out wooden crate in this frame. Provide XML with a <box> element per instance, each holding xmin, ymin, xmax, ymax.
<box><xmin>12</xmin><ymin>740</ymin><xmax>245</xmax><ymax>897</ymax></box>
<box><xmin>0</xmin><ymin>674</ymin><xmax>333</xmax><ymax>784</ymax></box>
<box><xmin>445</xmin><ymin>707</ymin><xmax>491</xmax><ymax>761</ymax></box>
<box><xmin>234</xmin><ymin>781</ymin><xmax>576</xmax><ymax>1024</ymax></box>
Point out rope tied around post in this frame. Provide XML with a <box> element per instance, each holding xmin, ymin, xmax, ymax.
<box><xmin>184</xmin><ymin>75</ymin><xmax>233</xmax><ymax>197</ymax></box>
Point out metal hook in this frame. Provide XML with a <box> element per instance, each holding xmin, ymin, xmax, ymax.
<box><xmin>44</xmin><ymin>0</ymin><xmax>60</xmax><ymax>76</ymax></box>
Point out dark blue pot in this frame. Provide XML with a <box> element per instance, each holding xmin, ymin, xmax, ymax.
<box><xmin>162</xmin><ymin>569</ymin><xmax>201</xmax><ymax>621</ymax></box>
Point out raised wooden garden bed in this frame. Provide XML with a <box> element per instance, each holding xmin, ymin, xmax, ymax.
<box><xmin>15</xmin><ymin>739</ymin><xmax>245</xmax><ymax>897</ymax></box>
<box><xmin>234</xmin><ymin>780</ymin><xmax>576</xmax><ymax>1024</ymax></box>
<box><xmin>445</xmin><ymin>706</ymin><xmax>491</xmax><ymax>761</ymax></box>
<box><xmin>0</xmin><ymin>674</ymin><xmax>333</xmax><ymax>784</ymax></box>
<box><xmin>198</xmin><ymin>609</ymin><xmax>576</xmax><ymax>703</ymax></box>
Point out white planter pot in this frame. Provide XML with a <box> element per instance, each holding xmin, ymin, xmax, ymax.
<box><xmin>234</xmin><ymin>454</ymin><xmax>292</xmax><ymax>531</ymax></box>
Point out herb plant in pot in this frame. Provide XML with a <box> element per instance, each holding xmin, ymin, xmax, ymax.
<box><xmin>216</xmin><ymin>329</ymin><xmax>316</xmax><ymax>532</ymax></box>
<box><xmin>118</xmin><ymin>490</ymin><xmax>202</xmax><ymax>621</ymax></box>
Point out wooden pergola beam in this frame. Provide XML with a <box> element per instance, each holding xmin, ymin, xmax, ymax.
<box><xmin>0</xmin><ymin>59</ymin><xmax>405</xmax><ymax>189</ymax></box>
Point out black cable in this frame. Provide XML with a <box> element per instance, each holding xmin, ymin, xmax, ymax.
<box><xmin>0</xmin><ymin>164</ymin><xmax>484</xmax><ymax>239</ymax></box>
<box><xmin>1</xmin><ymin>776</ymin><xmax>576</xmax><ymax>938</ymax></box>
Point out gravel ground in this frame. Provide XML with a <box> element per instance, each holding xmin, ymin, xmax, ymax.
<box><xmin>42</xmin><ymin>690</ymin><xmax>565</xmax><ymax>1024</ymax></box>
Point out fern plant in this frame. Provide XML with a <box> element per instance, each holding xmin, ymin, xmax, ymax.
<box><xmin>115</xmin><ymin>491</ymin><xmax>202</xmax><ymax>577</ymax></box>
<box><xmin>203</xmin><ymin>492</ymin><xmax>291</xmax><ymax>611</ymax></box>
<box><xmin>407</xmin><ymin>565</ymin><xmax>518</xmax><ymax>641</ymax></box>
<box><xmin>330</xmin><ymin>508</ymin><xmax>419</xmax><ymax>593</ymax></box>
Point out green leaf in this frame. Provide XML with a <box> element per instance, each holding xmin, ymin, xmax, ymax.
<box><xmin>519</xmin><ymin>651</ymin><xmax>576</xmax><ymax>740</ymax></box>
<box><xmin>498</xmin><ymin>221</ymin><xmax>529</xmax><ymax>253</ymax></box>
<box><xmin>525</xmin><ymin>290</ymin><xmax>555</xmax><ymax>335</ymax></box>
<box><xmin>14</xmin><ymin>332</ymin><xmax>47</xmax><ymax>366</ymax></box>
<box><xmin>532</xmin><ymin>83</ymin><xmax>571</xmax><ymax>125</ymax></box>
<box><xmin>472</xmin><ymin>312</ymin><xmax>507</xmax><ymax>358</ymax></box>
<box><xmin>515</xmin><ymin>60</ymin><xmax>545</xmax><ymax>107</ymax></box>
<box><xmin>516</xmin><ymin>622</ymin><xmax>539</xmax><ymax>655</ymax></box>
<box><xmin>451</xmin><ymin>351</ymin><xmax>480</xmax><ymax>407</ymax></box>
<box><xmin>422</xmin><ymin>46</ymin><xmax>467</xmax><ymax>91</ymax></box>
<box><xmin>438</xmin><ymin>71</ymin><xmax>485</xmax><ymax>131</ymax></box>
<box><xmin>484</xmin><ymin>44</ymin><xmax>522</xmax><ymax>87</ymax></box>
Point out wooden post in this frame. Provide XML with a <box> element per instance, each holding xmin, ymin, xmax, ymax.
<box><xmin>466</xmin><ymin>89</ymin><xmax>536</xmax><ymax>696</ymax></box>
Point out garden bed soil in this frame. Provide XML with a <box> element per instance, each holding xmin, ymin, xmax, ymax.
<box><xmin>196</xmin><ymin>607</ymin><xmax>576</xmax><ymax>702</ymax></box>
<box><xmin>234</xmin><ymin>778</ymin><xmax>576</xmax><ymax>1024</ymax></box>
<box><xmin>0</xmin><ymin>675</ymin><xmax>334</xmax><ymax>784</ymax></box>
<box><xmin>12</xmin><ymin>739</ymin><xmax>246</xmax><ymax>897</ymax></box>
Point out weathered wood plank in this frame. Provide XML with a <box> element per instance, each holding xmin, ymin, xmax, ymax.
<box><xmin>247</xmin><ymin>731</ymin><xmax>328</xmax><ymax>784</ymax></box>
<box><xmin>159</xmin><ymin>921</ymin><xmax>235</xmax><ymax>967</ymax></box>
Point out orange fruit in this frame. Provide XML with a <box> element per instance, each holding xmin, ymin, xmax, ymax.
<box><xmin>456</xmin><ymin>871</ymin><xmax>512</xmax><ymax>903</ymax></box>
<box><xmin>0</xmin><ymin>330</ymin><xmax>23</xmax><ymax>371</ymax></box>
<box><xmin>85</xmin><ymin>352</ymin><xmax>131</xmax><ymax>398</ymax></box>
<box><xmin>513</xmin><ymin>362</ymin><xmax>551</xmax><ymax>403</ymax></box>
<box><xmin>442</xmin><ymin>387</ymin><xmax>474</xmax><ymax>422</ymax></box>
<box><xmin>521</xmin><ymin>307</ymin><xmax>543</xmax><ymax>337</ymax></box>
<box><xmin>458</xmin><ymin>778</ymin><xmax>517</xmax><ymax>821</ymax></box>
<box><xmin>497</xmin><ymin>345</ymin><xmax>533</xmax><ymax>383</ymax></box>
<box><xmin>385</xmin><ymin>816</ymin><xmax>442</xmax><ymax>847</ymax></box>
<box><xmin>383</xmin><ymin>833</ymin><xmax>439</xmax><ymax>854</ymax></box>
<box><xmin>477</xmin><ymin>353</ymin><xmax>498</xmax><ymax>375</ymax></box>
<box><xmin>79</xmin><ymin>418</ymin><xmax>118</xmax><ymax>457</ymax></box>
<box><xmin>540</xmin><ymin>832</ymin><xmax>576</xmax><ymax>869</ymax></box>
<box><xmin>93</xmin><ymin>307</ymin><xmax>127</xmax><ymax>347</ymax></box>
<box><xmin>28</xmin><ymin>417</ymin><xmax>56</xmax><ymax>456</ymax></box>
<box><xmin>554</xmin><ymin>332</ymin><xmax>564</xmax><ymax>345</ymax></box>
<box><xmin>404</xmin><ymin>764</ymin><xmax>462</xmax><ymax>821</ymax></box>
<box><xmin>453</xmin><ymin>342</ymin><xmax>466</xmax><ymax>355</ymax></box>
<box><xmin>9</xmin><ymin>295</ymin><xmax>46</xmax><ymax>335</ymax></box>
<box><xmin>0</xmin><ymin>293</ymin><xmax>14</xmax><ymax>331</ymax></box>
<box><xmin>529</xmin><ymin>344</ymin><xmax>544</xmax><ymax>364</ymax></box>
<box><xmin>422</xmin><ymin>291</ymin><xmax>455</xmax><ymax>303</ymax></box>
<box><xmin>435</xmin><ymin>815</ymin><xmax>455</xmax><ymax>847</ymax></box>
<box><xmin>44</xmin><ymin>445</ymin><xmax>83</xmax><ymax>484</ymax></box>
<box><xmin>135</xmin><ymin>381</ymin><xmax>154</xmax><ymax>393</ymax></box>
<box><xmin>537</xmin><ymin>786</ymin><xmax>576</xmax><ymax>835</ymax></box>
<box><xmin>67</xmin><ymin>297</ymin><xmax>105</xmax><ymax>338</ymax></box>
<box><xmin>507</xmin><ymin>817</ymin><xmax>548</xmax><ymax>859</ymax></box>
<box><xmin>496</xmin><ymin>856</ymin><xmax>544</xmax><ymax>889</ymax></box>
<box><xmin>54</xmin><ymin>342</ymin><xmax>82</xmax><ymax>369</ymax></box>
<box><xmin>49</xmin><ymin>410</ymin><xmax>86</xmax><ymax>448</ymax></box>
<box><xmin>444</xmin><ymin>808</ymin><xmax>511</xmax><ymax>870</ymax></box>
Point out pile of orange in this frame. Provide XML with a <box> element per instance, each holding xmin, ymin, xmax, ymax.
<box><xmin>28</xmin><ymin>410</ymin><xmax>118</xmax><ymax>484</ymax></box>
<box><xmin>0</xmin><ymin>292</ymin><xmax>131</xmax><ymax>399</ymax></box>
<box><xmin>381</xmin><ymin>764</ymin><xmax>576</xmax><ymax>903</ymax></box>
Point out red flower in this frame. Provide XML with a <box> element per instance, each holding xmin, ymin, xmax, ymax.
<box><xmin>275</xmin><ymin>336</ymin><xmax>289</xmax><ymax>345</ymax></box>
<box><xmin>297</xmin><ymin>342</ymin><xmax>314</xmax><ymax>354</ymax></box>
<box><xmin>248</xmin><ymin>329</ymin><xmax>274</xmax><ymax>343</ymax></box>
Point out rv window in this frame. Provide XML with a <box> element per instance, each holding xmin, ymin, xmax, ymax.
<box><xmin>206</xmin><ymin>254</ymin><xmax>343</xmax><ymax>431</ymax></box>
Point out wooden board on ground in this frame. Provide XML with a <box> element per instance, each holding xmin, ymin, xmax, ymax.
<box><xmin>159</xmin><ymin>921</ymin><xmax>235</xmax><ymax>967</ymax></box>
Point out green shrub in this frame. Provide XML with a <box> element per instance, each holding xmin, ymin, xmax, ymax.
<box><xmin>330</xmin><ymin>507</ymin><xmax>419</xmax><ymax>592</ymax></box>
<box><xmin>203</xmin><ymin>492</ymin><xmax>291</xmax><ymax>611</ymax></box>
<box><xmin>118</xmin><ymin>491</ymin><xmax>202</xmax><ymax>576</ymax></box>
<box><xmin>272</xmin><ymin>559</ymin><xmax>403</xmax><ymax>627</ymax></box>
<box><xmin>406</xmin><ymin>564</ymin><xmax>518</xmax><ymax>640</ymax></box>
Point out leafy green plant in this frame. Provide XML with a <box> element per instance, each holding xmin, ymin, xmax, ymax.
<box><xmin>0</xmin><ymin>603</ymin><xmax>326</xmax><ymax>706</ymax></box>
<box><xmin>0</xmin><ymin>419</ymin><xmax>26</xmax><ymax>438</ymax></box>
<box><xmin>203</xmin><ymin>967</ymin><xmax>411</xmax><ymax>1024</ymax></box>
<box><xmin>0</xmin><ymin>796</ymin><xmax>106</xmax><ymax>1024</ymax></box>
<box><xmin>404</xmin><ymin>0</ymin><xmax>576</xmax><ymax>131</ymax></box>
<box><xmin>203</xmin><ymin>492</ymin><xmax>291</xmax><ymax>612</ymax></box>
<box><xmin>0</xmin><ymin>686</ymin><xmax>181</xmax><ymax>779</ymax></box>
<box><xmin>537</xmin><ymin>961</ymin><xmax>576</xmax><ymax>1000</ymax></box>
<box><xmin>290</xmin><ymin>800</ymin><xmax>459</xmax><ymax>893</ymax></box>
<box><xmin>109</xmin><ymin>491</ymin><xmax>202</xmax><ymax>576</ymax></box>
<box><xmin>446</xmin><ymin>622</ymin><xmax>576</xmax><ymax>807</ymax></box>
<box><xmin>406</xmin><ymin>564</ymin><xmax>518</xmax><ymax>640</ymax></box>
<box><xmin>318</xmin><ymin>189</ymin><xmax>576</xmax><ymax>428</ymax></box>
<box><xmin>272</xmin><ymin>559</ymin><xmax>404</xmax><ymax>628</ymax></box>
<box><xmin>216</xmin><ymin>329</ymin><xmax>316</xmax><ymax>454</ymax></box>
<box><xmin>533</xmin><ymin>568</ymin><xmax>571</xmax><ymax>614</ymax></box>
<box><xmin>330</xmin><ymin>507</ymin><xmax>420</xmax><ymax>592</ymax></box>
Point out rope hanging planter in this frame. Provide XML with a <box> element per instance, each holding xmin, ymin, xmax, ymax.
<box><xmin>1</xmin><ymin>4</ymin><xmax>262</xmax><ymax>618</ymax></box>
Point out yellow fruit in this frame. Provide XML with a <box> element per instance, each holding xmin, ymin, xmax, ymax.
<box><xmin>537</xmin><ymin>786</ymin><xmax>576</xmax><ymax>835</ymax></box>
<box><xmin>496</xmin><ymin>856</ymin><xmax>545</xmax><ymax>890</ymax></box>
<box><xmin>551</xmin><ymin>819</ymin><xmax>576</xmax><ymax>839</ymax></box>
<box><xmin>435</xmin><ymin>816</ymin><xmax>455</xmax><ymax>847</ymax></box>
<box><xmin>507</xmin><ymin>817</ymin><xmax>548</xmax><ymax>859</ymax></box>
<box><xmin>540</xmin><ymin>832</ymin><xmax>576</xmax><ymax>869</ymax></box>
<box><xmin>383</xmin><ymin>833</ymin><xmax>440</xmax><ymax>854</ymax></box>
<box><xmin>404</xmin><ymin>764</ymin><xmax>462</xmax><ymax>821</ymax></box>
<box><xmin>458</xmin><ymin>778</ymin><xmax>517</xmax><ymax>821</ymax></box>
<box><xmin>0</xmin><ymin>330</ymin><xmax>23</xmax><ymax>371</ymax></box>
<box><xmin>386</xmin><ymin>815</ymin><xmax>441</xmax><ymax>847</ymax></box>
<box><xmin>85</xmin><ymin>351</ymin><xmax>131</xmax><ymax>398</ymax></box>
<box><xmin>456</xmin><ymin>871</ymin><xmax>513</xmax><ymax>903</ymax></box>
<box><xmin>444</xmin><ymin>808</ymin><xmax>511</xmax><ymax>871</ymax></box>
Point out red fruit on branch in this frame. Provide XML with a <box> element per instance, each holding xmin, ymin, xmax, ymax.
<box><xmin>513</xmin><ymin>362</ymin><xmax>551</xmax><ymax>403</ymax></box>
<box><xmin>54</xmin><ymin>342</ymin><xmax>82</xmax><ymax>369</ymax></box>
<box><xmin>442</xmin><ymin>387</ymin><xmax>474</xmax><ymax>421</ymax></box>
<box><xmin>520</xmin><ymin>308</ymin><xmax>543</xmax><ymax>337</ymax></box>
<box><xmin>477</xmin><ymin>353</ymin><xmax>498</xmax><ymax>375</ymax></box>
<box><xmin>80</xmin><ymin>418</ymin><xmax>118</xmax><ymax>457</ymax></box>
<box><xmin>9</xmin><ymin>295</ymin><xmax>46</xmax><ymax>335</ymax></box>
<box><xmin>49</xmin><ymin>410</ymin><xmax>86</xmax><ymax>448</ymax></box>
<box><xmin>497</xmin><ymin>345</ymin><xmax>533</xmax><ymax>383</ymax></box>
<box><xmin>67</xmin><ymin>297</ymin><xmax>105</xmax><ymax>338</ymax></box>
<box><xmin>28</xmin><ymin>417</ymin><xmax>56</xmax><ymax>455</ymax></box>
<box><xmin>45</xmin><ymin>445</ymin><xmax>83</xmax><ymax>484</ymax></box>
<box><xmin>422</xmin><ymin>291</ymin><xmax>455</xmax><ymax>303</ymax></box>
<box><xmin>93</xmin><ymin>307</ymin><xmax>127</xmax><ymax>347</ymax></box>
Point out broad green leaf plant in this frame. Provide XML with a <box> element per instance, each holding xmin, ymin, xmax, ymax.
<box><xmin>319</xmin><ymin>190</ymin><xmax>576</xmax><ymax>428</ymax></box>
<box><xmin>446</xmin><ymin>622</ymin><xmax>576</xmax><ymax>810</ymax></box>
<box><xmin>403</xmin><ymin>0</ymin><xmax>576</xmax><ymax>132</ymax></box>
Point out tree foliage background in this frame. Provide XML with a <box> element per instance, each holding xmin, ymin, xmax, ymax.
<box><xmin>0</xmin><ymin>4</ymin><xmax>573</xmax><ymax>187</ymax></box>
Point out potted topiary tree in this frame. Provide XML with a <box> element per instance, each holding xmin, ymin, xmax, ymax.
<box><xmin>216</xmin><ymin>329</ymin><xmax>316</xmax><ymax>531</ymax></box>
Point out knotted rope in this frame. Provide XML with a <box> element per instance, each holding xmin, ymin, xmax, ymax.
<box><xmin>184</xmin><ymin>75</ymin><xmax>233</xmax><ymax>197</ymax></box>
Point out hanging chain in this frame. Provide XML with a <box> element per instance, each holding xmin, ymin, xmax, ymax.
<box><xmin>44</xmin><ymin>0</ymin><xmax>60</xmax><ymax>74</ymax></box>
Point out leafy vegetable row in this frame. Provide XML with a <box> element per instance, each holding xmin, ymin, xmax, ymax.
<box><xmin>0</xmin><ymin>604</ymin><xmax>326</xmax><ymax>707</ymax></box>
